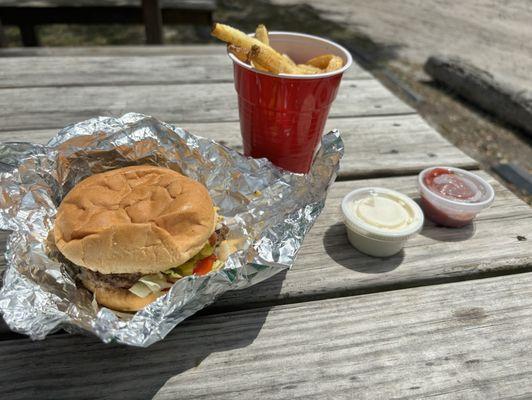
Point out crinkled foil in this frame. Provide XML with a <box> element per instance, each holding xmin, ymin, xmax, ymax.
<box><xmin>0</xmin><ymin>113</ymin><xmax>343</xmax><ymax>347</ymax></box>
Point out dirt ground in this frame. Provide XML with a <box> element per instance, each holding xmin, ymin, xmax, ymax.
<box><xmin>268</xmin><ymin>0</ymin><xmax>532</xmax><ymax>202</ymax></box>
<box><xmin>2</xmin><ymin>0</ymin><xmax>531</xmax><ymax>202</ymax></box>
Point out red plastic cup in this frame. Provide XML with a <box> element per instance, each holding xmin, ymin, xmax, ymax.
<box><xmin>228</xmin><ymin>32</ymin><xmax>352</xmax><ymax>173</ymax></box>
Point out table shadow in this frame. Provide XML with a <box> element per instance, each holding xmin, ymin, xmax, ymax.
<box><xmin>0</xmin><ymin>270</ymin><xmax>287</xmax><ymax>400</ymax></box>
<box><xmin>420</xmin><ymin>222</ymin><xmax>476</xmax><ymax>242</ymax></box>
<box><xmin>412</xmin><ymin>197</ymin><xmax>476</xmax><ymax>242</ymax></box>
<box><xmin>323</xmin><ymin>222</ymin><xmax>404</xmax><ymax>274</ymax></box>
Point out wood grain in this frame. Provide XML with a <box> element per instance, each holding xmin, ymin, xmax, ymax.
<box><xmin>0</xmin><ymin>79</ymin><xmax>414</xmax><ymax>131</ymax></box>
<box><xmin>213</xmin><ymin>171</ymin><xmax>532</xmax><ymax>311</ymax></box>
<box><xmin>0</xmin><ymin>44</ymin><xmax>227</xmax><ymax>57</ymax></box>
<box><xmin>0</xmin><ymin>172</ymin><xmax>529</xmax><ymax>318</ymax></box>
<box><xmin>0</xmin><ymin>54</ymin><xmax>371</xmax><ymax>88</ymax></box>
<box><xmin>1</xmin><ymin>273</ymin><xmax>532</xmax><ymax>399</ymax></box>
<box><xmin>0</xmin><ymin>0</ymin><xmax>215</xmax><ymax>8</ymax></box>
<box><xmin>0</xmin><ymin>114</ymin><xmax>477</xmax><ymax>179</ymax></box>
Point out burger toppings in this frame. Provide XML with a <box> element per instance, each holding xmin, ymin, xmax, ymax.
<box><xmin>129</xmin><ymin>273</ymin><xmax>173</xmax><ymax>298</ymax></box>
<box><xmin>193</xmin><ymin>254</ymin><xmax>217</xmax><ymax>276</ymax></box>
<box><xmin>54</xmin><ymin>165</ymin><xmax>232</xmax><ymax>312</ymax></box>
<box><xmin>128</xmin><ymin>225</ymin><xmax>231</xmax><ymax>298</ymax></box>
<box><xmin>75</xmin><ymin>222</ymin><xmax>232</xmax><ymax>300</ymax></box>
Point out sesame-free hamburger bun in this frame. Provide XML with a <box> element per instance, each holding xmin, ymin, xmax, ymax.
<box><xmin>54</xmin><ymin>165</ymin><xmax>216</xmax><ymax>275</ymax></box>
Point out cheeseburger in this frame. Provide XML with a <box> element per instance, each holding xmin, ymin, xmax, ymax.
<box><xmin>54</xmin><ymin>165</ymin><xmax>230</xmax><ymax>312</ymax></box>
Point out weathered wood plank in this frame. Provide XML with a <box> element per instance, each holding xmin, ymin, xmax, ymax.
<box><xmin>0</xmin><ymin>44</ymin><xmax>227</xmax><ymax>57</ymax></box>
<box><xmin>0</xmin><ymin>79</ymin><xmax>414</xmax><ymax>131</ymax></box>
<box><xmin>0</xmin><ymin>114</ymin><xmax>477</xmax><ymax>178</ymax></box>
<box><xmin>1</xmin><ymin>273</ymin><xmax>532</xmax><ymax>399</ymax></box>
<box><xmin>0</xmin><ymin>0</ymin><xmax>215</xmax><ymax>43</ymax></box>
<box><xmin>0</xmin><ymin>54</ymin><xmax>371</xmax><ymax>88</ymax></box>
<box><xmin>0</xmin><ymin>172</ymin><xmax>529</xmax><ymax>316</ymax></box>
<box><xmin>214</xmin><ymin>171</ymin><xmax>531</xmax><ymax>310</ymax></box>
<box><xmin>0</xmin><ymin>0</ymin><xmax>215</xmax><ymax>8</ymax></box>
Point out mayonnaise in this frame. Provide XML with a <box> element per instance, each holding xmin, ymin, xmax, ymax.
<box><xmin>341</xmin><ymin>187</ymin><xmax>424</xmax><ymax>257</ymax></box>
<box><xmin>351</xmin><ymin>192</ymin><xmax>414</xmax><ymax>231</ymax></box>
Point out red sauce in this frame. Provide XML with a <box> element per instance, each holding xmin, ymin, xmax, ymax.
<box><xmin>421</xmin><ymin>168</ymin><xmax>480</xmax><ymax>228</ymax></box>
<box><xmin>420</xmin><ymin>197</ymin><xmax>475</xmax><ymax>227</ymax></box>
<box><xmin>423</xmin><ymin>168</ymin><xmax>478</xmax><ymax>201</ymax></box>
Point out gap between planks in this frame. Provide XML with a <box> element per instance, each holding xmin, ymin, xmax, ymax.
<box><xmin>1</xmin><ymin>273</ymin><xmax>532</xmax><ymax>399</ymax></box>
<box><xmin>0</xmin><ymin>79</ymin><xmax>415</xmax><ymax>131</ymax></box>
<box><xmin>0</xmin><ymin>114</ymin><xmax>477</xmax><ymax>180</ymax></box>
<box><xmin>0</xmin><ymin>54</ymin><xmax>373</xmax><ymax>89</ymax></box>
<box><xmin>0</xmin><ymin>171</ymin><xmax>530</xmax><ymax>338</ymax></box>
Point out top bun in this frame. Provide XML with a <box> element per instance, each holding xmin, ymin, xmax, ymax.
<box><xmin>54</xmin><ymin>165</ymin><xmax>215</xmax><ymax>274</ymax></box>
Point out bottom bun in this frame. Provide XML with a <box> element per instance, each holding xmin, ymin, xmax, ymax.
<box><xmin>81</xmin><ymin>276</ymin><xmax>161</xmax><ymax>312</ymax></box>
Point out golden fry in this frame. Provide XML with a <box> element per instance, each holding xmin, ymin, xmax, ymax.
<box><xmin>255</xmin><ymin>24</ymin><xmax>269</xmax><ymax>45</ymax></box>
<box><xmin>248</xmin><ymin>46</ymin><xmax>269</xmax><ymax>71</ymax></box>
<box><xmin>251</xmin><ymin>60</ymin><xmax>269</xmax><ymax>72</ymax></box>
<box><xmin>248</xmin><ymin>45</ymin><xmax>300</xmax><ymax>74</ymax></box>
<box><xmin>306</xmin><ymin>54</ymin><xmax>335</xmax><ymax>69</ymax></box>
<box><xmin>228</xmin><ymin>42</ymin><xmax>271</xmax><ymax>72</ymax></box>
<box><xmin>296</xmin><ymin>64</ymin><xmax>323</xmax><ymax>74</ymax></box>
<box><xmin>212</xmin><ymin>23</ymin><xmax>299</xmax><ymax>74</ymax></box>
<box><xmin>306</xmin><ymin>54</ymin><xmax>343</xmax><ymax>71</ymax></box>
<box><xmin>228</xmin><ymin>45</ymin><xmax>250</xmax><ymax>63</ymax></box>
<box><xmin>325</xmin><ymin>55</ymin><xmax>343</xmax><ymax>72</ymax></box>
<box><xmin>228</xmin><ymin>44</ymin><xmax>269</xmax><ymax>71</ymax></box>
<box><xmin>282</xmin><ymin>53</ymin><xmax>296</xmax><ymax>66</ymax></box>
<box><xmin>215</xmin><ymin>22</ymin><xmax>344</xmax><ymax>75</ymax></box>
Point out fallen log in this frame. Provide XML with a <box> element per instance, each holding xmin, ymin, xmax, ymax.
<box><xmin>424</xmin><ymin>55</ymin><xmax>532</xmax><ymax>137</ymax></box>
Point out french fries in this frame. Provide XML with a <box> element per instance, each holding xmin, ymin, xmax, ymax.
<box><xmin>282</xmin><ymin>54</ymin><xmax>296</xmax><ymax>66</ymax></box>
<box><xmin>255</xmin><ymin>24</ymin><xmax>269</xmax><ymax>46</ymax></box>
<box><xmin>212</xmin><ymin>23</ymin><xmax>299</xmax><ymax>74</ymax></box>
<box><xmin>211</xmin><ymin>22</ymin><xmax>344</xmax><ymax>76</ymax></box>
<box><xmin>227</xmin><ymin>44</ymin><xmax>250</xmax><ymax>63</ymax></box>
<box><xmin>251</xmin><ymin>60</ymin><xmax>269</xmax><ymax>72</ymax></box>
<box><xmin>296</xmin><ymin>64</ymin><xmax>322</xmax><ymax>74</ymax></box>
<box><xmin>325</xmin><ymin>56</ymin><xmax>344</xmax><ymax>72</ymax></box>
<box><xmin>306</xmin><ymin>54</ymin><xmax>334</xmax><ymax>69</ymax></box>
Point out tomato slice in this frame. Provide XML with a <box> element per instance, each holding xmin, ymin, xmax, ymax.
<box><xmin>193</xmin><ymin>254</ymin><xmax>217</xmax><ymax>276</ymax></box>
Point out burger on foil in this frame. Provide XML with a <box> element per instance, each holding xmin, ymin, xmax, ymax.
<box><xmin>53</xmin><ymin>165</ymin><xmax>232</xmax><ymax>312</ymax></box>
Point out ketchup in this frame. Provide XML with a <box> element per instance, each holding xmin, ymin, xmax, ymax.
<box><xmin>421</xmin><ymin>168</ymin><xmax>481</xmax><ymax>227</ymax></box>
<box><xmin>423</xmin><ymin>168</ymin><xmax>479</xmax><ymax>201</ymax></box>
<box><xmin>420</xmin><ymin>197</ymin><xmax>475</xmax><ymax>227</ymax></box>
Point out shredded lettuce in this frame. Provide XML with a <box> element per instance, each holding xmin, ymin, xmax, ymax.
<box><xmin>129</xmin><ymin>281</ymin><xmax>153</xmax><ymax>298</ymax></box>
<box><xmin>129</xmin><ymin>273</ymin><xmax>172</xmax><ymax>297</ymax></box>
<box><xmin>163</xmin><ymin>269</ymin><xmax>183</xmax><ymax>279</ymax></box>
<box><xmin>139</xmin><ymin>273</ymin><xmax>172</xmax><ymax>291</ymax></box>
<box><xmin>128</xmin><ymin>239</ymin><xmax>230</xmax><ymax>298</ymax></box>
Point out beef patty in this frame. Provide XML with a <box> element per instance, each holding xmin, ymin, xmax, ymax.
<box><xmin>78</xmin><ymin>225</ymin><xmax>229</xmax><ymax>290</ymax></box>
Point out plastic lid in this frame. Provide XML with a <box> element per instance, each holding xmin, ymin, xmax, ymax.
<box><xmin>341</xmin><ymin>187</ymin><xmax>424</xmax><ymax>242</ymax></box>
<box><xmin>418</xmin><ymin>167</ymin><xmax>495</xmax><ymax>212</ymax></box>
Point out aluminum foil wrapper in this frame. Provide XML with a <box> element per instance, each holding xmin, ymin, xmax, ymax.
<box><xmin>0</xmin><ymin>113</ymin><xmax>343</xmax><ymax>347</ymax></box>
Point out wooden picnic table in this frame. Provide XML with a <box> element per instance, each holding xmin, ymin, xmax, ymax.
<box><xmin>0</xmin><ymin>0</ymin><xmax>215</xmax><ymax>46</ymax></box>
<box><xmin>0</xmin><ymin>45</ymin><xmax>531</xmax><ymax>399</ymax></box>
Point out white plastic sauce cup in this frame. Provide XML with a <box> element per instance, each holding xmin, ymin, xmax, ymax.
<box><xmin>341</xmin><ymin>187</ymin><xmax>424</xmax><ymax>257</ymax></box>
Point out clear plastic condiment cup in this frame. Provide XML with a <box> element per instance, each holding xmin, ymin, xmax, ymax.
<box><xmin>341</xmin><ymin>187</ymin><xmax>424</xmax><ymax>257</ymax></box>
<box><xmin>418</xmin><ymin>167</ymin><xmax>495</xmax><ymax>228</ymax></box>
